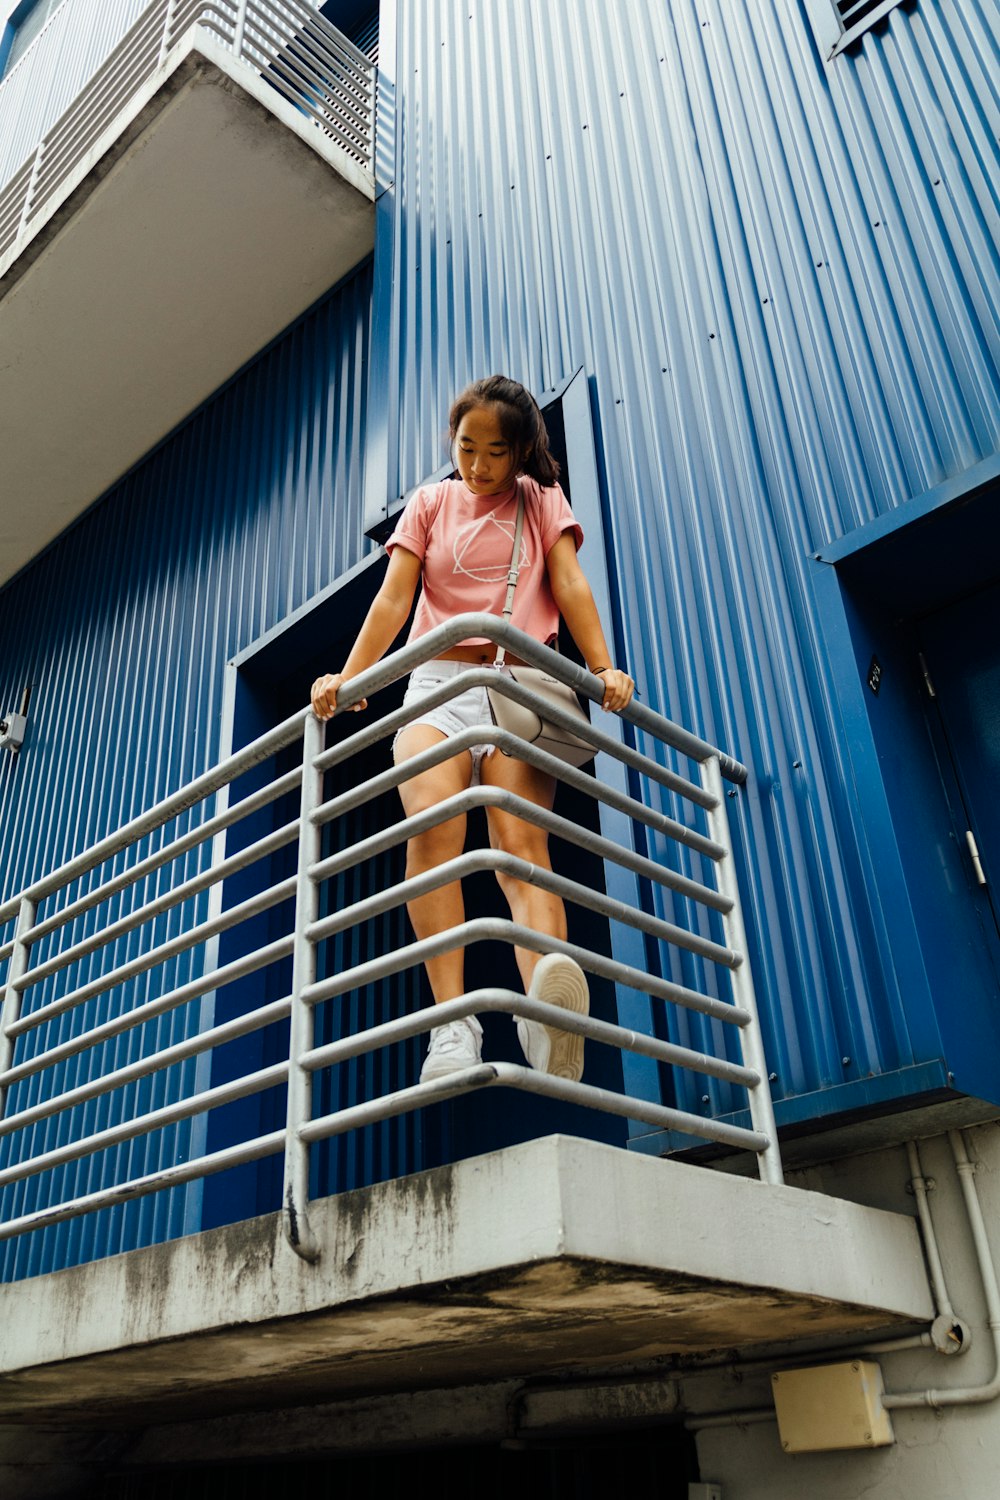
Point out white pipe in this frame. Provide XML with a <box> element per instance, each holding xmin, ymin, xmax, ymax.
<box><xmin>906</xmin><ymin>1138</ymin><xmax>955</xmax><ymax>1318</ymax></box>
<box><xmin>883</xmin><ymin>1131</ymin><xmax>1000</xmax><ymax>1410</ymax></box>
<box><xmin>857</xmin><ymin>1333</ymin><xmax>935</xmax><ymax>1355</ymax></box>
<box><xmin>691</xmin><ymin>1331</ymin><xmax>935</xmax><ymax>1377</ymax></box>
<box><xmin>686</xmin><ymin>1409</ymin><xmax>775</xmax><ymax>1430</ymax></box>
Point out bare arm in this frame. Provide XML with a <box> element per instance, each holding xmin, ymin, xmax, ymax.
<box><xmin>546</xmin><ymin>533</ymin><xmax>634</xmax><ymax>713</ymax></box>
<box><xmin>310</xmin><ymin>546</ymin><xmax>422</xmax><ymax>720</ymax></box>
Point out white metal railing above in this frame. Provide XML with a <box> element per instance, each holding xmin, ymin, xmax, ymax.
<box><xmin>0</xmin><ymin>616</ymin><xmax>782</xmax><ymax>1268</ymax></box>
<box><xmin>0</xmin><ymin>0</ymin><xmax>375</xmax><ymax>262</ymax></box>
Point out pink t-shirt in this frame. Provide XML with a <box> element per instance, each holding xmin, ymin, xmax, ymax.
<box><xmin>386</xmin><ymin>477</ymin><xmax>584</xmax><ymax>647</ymax></box>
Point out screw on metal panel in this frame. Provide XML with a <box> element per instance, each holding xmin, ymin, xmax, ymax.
<box><xmin>852</xmin><ymin>1361</ymin><xmax>860</xmax><ymax>1371</ymax></box>
<box><xmin>864</xmin><ymin>1431</ymin><xmax>872</xmax><ymax>1441</ymax></box>
<box><xmin>768</xmin><ymin>1072</ymin><xmax>778</xmax><ymax>1082</ymax></box>
<box><xmin>702</xmin><ymin>1095</ymin><xmax>710</xmax><ymax>1104</ymax></box>
<box><xmin>793</xmin><ymin>760</ymin><xmax>802</xmax><ymax>768</ymax></box>
<box><xmin>842</xmin><ymin>1057</ymin><xmax>852</xmax><ymax>1067</ymax></box>
<box><xmin>727</xmin><ymin>787</ymin><xmax>737</xmax><ymax>797</ymax></box>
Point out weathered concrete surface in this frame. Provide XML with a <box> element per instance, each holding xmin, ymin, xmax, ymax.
<box><xmin>0</xmin><ymin>1136</ymin><xmax>933</xmax><ymax>1427</ymax></box>
<box><xmin>695</xmin><ymin>1127</ymin><xmax>1000</xmax><ymax>1500</ymax></box>
<box><xmin>0</xmin><ymin>31</ymin><xmax>374</xmax><ymax>587</ymax></box>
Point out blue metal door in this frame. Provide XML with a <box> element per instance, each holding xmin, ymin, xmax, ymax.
<box><xmin>918</xmin><ymin>582</ymin><xmax>1000</xmax><ymax>963</ymax></box>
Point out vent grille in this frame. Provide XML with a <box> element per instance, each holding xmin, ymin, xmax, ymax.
<box><xmin>833</xmin><ymin>0</ymin><xmax>910</xmax><ymax>52</ymax></box>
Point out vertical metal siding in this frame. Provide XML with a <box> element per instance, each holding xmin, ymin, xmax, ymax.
<box><xmin>379</xmin><ymin>0</ymin><xmax>999</xmax><ymax>1110</ymax></box>
<box><xmin>0</xmin><ymin>0</ymin><xmax>151</xmax><ymax>187</ymax></box>
<box><xmin>0</xmin><ymin>261</ymin><xmax>373</xmax><ymax>1279</ymax></box>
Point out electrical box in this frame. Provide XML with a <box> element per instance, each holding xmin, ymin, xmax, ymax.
<box><xmin>0</xmin><ymin>712</ymin><xmax>26</xmax><ymax>752</ymax></box>
<box><xmin>772</xmin><ymin>1360</ymin><xmax>894</xmax><ymax>1453</ymax></box>
<box><xmin>688</xmin><ymin>1486</ymin><xmax>723</xmax><ymax>1500</ymax></box>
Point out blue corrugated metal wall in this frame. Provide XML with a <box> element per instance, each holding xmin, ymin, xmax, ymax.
<box><xmin>372</xmin><ymin>0</ymin><xmax>1000</xmax><ymax>1114</ymax></box>
<box><xmin>2</xmin><ymin>0</ymin><xmax>999</xmax><ymax>1275</ymax></box>
<box><xmin>0</xmin><ymin>261</ymin><xmax>373</xmax><ymax>1279</ymax></box>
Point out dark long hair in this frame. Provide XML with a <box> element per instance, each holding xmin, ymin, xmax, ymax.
<box><xmin>449</xmin><ymin>375</ymin><xmax>561</xmax><ymax>486</ymax></box>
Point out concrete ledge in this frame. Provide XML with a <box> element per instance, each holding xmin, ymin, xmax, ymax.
<box><xmin>0</xmin><ymin>31</ymin><xmax>374</xmax><ymax>586</ymax></box>
<box><xmin>0</xmin><ymin>1136</ymin><xmax>934</xmax><ymax>1423</ymax></box>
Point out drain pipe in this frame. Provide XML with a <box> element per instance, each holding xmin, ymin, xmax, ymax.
<box><xmin>898</xmin><ymin>1137</ymin><xmax>972</xmax><ymax>1357</ymax></box>
<box><xmin>685</xmin><ymin>1134</ymin><xmax>985</xmax><ymax>1433</ymax></box>
<box><xmin>883</xmin><ymin>1131</ymin><xmax>1000</xmax><ymax>1410</ymax></box>
<box><xmin>905</xmin><ymin>1138</ymin><xmax>956</xmax><ymax>1320</ymax></box>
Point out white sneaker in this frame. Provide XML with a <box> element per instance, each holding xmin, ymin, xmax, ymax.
<box><xmin>420</xmin><ymin>1016</ymin><xmax>483</xmax><ymax>1082</ymax></box>
<box><xmin>516</xmin><ymin>954</ymin><xmax>590</xmax><ymax>1082</ymax></box>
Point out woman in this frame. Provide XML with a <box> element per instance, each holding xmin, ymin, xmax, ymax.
<box><xmin>311</xmin><ymin>376</ymin><xmax>634</xmax><ymax>1082</ymax></box>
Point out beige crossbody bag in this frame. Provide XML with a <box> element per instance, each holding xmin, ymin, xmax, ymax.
<box><xmin>484</xmin><ymin>492</ymin><xmax>596</xmax><ymax>768</ymax></box>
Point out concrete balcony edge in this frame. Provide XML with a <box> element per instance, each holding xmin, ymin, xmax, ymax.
<box><xmin>0</xmin><ymin>1135</ymin><xmax>934</xmax><ymax>1425</ymax></box>
<box><xmin>0</xmin><ymin>28</ymin><xmax>375</xmax><ymax>297</ymax></box>
<box><xmin>0</xmin><ymin>27</ymin><xmax>376</xmax><ymax>589</ymax></box>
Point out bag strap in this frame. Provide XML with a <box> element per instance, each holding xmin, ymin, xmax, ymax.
<box><xmin>493</xmin><ymin>489</ymin><xmax>525</xmax><ymax>670</ymax></box>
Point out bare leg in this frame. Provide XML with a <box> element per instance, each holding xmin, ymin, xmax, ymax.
<box><xmin>481</xmin><ymin>750</ymin><xmax>589</xmax><ymax>1080</ymax></box>
<box><xmin>480</xmin><ymin>749</ymin><xmax>562</xmax><ymax>989</ymax></box>
<box><xmin>394</xmin><ymin>723</ymin><xmax>474</xmax><ymax>1003</ymax></box>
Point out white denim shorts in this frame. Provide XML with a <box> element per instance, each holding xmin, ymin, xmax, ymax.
<box><xmin>394</xmin><ymin>659</ymin><xmax>509</xmax><ymax>783</ymax></box>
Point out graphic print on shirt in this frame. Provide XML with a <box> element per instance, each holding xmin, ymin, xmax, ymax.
<box><xmin>452</xmin><ymin>509</ymin><xmax>530</xmax><ymax>583</ymax></box>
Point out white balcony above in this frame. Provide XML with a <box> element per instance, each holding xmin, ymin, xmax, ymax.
<box><xmin>0</xmin><ymin>1</ymin><xmax>376</xmax><ymax>588</ymax></box>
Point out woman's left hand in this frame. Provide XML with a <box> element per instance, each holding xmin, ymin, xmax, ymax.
<box><xmin>595</xmin><ymin>667</ymin><xmax>634</xmax><ymax>713</ymax></box>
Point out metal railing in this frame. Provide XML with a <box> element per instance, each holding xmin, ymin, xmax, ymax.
<box><xmin>0</xmin><ymin>0</ymin><xmax>375</xmax><ymax>262</ymax></box>
<box><xmin>0</xmin><ymin>616</ymin><xmax>782</xmax><ymax>1266</ymax></box>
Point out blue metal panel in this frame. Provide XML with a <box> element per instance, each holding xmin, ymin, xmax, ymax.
<box><xmin>0</xmin><ymin>261</ymin><xmax>373</xmax><ymax>1279</ymax></box>
<box><xmin>371</xmin><ymin>0</ymin><xmax>999</xmax><ymax>1117</ymax></box>
<box><xmin>321</xmin><ymin>2</ymin><xmax>379</xmax><ymax>60</ymax></box>
<box><xmin>2</xmin><ymin>0</ymin><xmax>999</xmax><ymax>1277</ymax></box>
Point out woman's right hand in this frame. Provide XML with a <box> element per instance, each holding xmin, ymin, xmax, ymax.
<box><xmin>310</xmin><ymin>672</ymin><xmax>366</xmax><ymax>721</ymax></box>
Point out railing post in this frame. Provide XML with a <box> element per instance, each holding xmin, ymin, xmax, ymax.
<box><xmin>158</xmin><ymin>0</ymin><xmax>178</xmax><ymax>65</ymax></box>
<box><xmin>700</xmin><ymin>755</ymin><xmax>784</xmax><ymax>1186</ymax></box>
<box><xmin>16</xmin><ymin>142</ymin><xmax>45</xmax><ymax>241</ymax></box>
<box><xmin>232</xmin><ymin>0</ymin><xmax>247</xmax><ymax>59</ymax></box>
<box><xmin>367</xmin><ymin>56</ymin><xmax>377</xmax><ymax>173</ymax></box>
<box><xmin>281</xmin><ymin>711</ymin><xmax>324</xmax><ymax>1261</ymax></box>
<box><xmin>0</xmin><ymin>897</ymin><xmax>37</xmax><ymax>1119</ymax></box>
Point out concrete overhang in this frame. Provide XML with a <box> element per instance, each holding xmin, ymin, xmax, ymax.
<box><xmin>0</xmin><ymin>1136</ymin><xmax>934</xmax><ymax>1426</ymax></box>
<box><xmin>0</xmin><ymin>29</ymin><xmax>375</xmax><ymax>588</ymax></box>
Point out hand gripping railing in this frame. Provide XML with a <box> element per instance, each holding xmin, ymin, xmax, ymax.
<box><xmin>0</xmin><ymin>0</ymin><xmax>375</xmax><ymax>261</ymax></box>
<box><xmin>0</xmin><ymin>615</ymin><xmax>782</xmax><ymax>1267</ymax></box>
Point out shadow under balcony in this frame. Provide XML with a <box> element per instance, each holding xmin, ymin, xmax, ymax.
<box><xmin>0</xmin><ymin>1</ymin><xmax>376</xmax><ymax>589</ymax></box>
